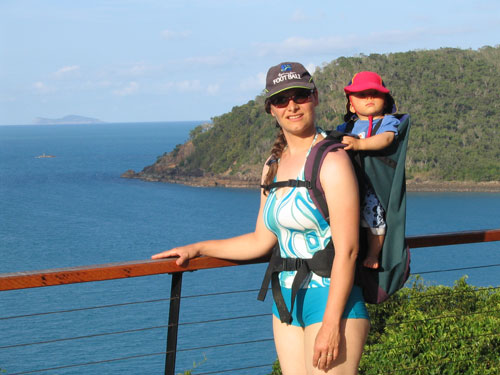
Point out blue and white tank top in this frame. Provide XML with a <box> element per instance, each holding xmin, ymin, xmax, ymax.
<box><xmin>263</xmin><ymin>129</ymin><xmax>331</xmax><ymax>289</ymax></box>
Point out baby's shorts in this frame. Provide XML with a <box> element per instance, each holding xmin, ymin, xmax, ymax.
<box><xmin>272</xmin><ymin>285</ymin><xmax>370</xmax><ymax>327</ymax></box>
<box><xmin>361</xmin><ymin>186</ymin><xmax>387</xmax><ymax>235</ymax></box>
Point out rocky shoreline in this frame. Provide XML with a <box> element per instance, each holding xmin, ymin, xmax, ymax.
<box><xmin>121</xmin><ymin>169</ymin><xmax>260</xmax><ymax>188</ymax></box>
<box><xmin>405</xmin><ymin>180</ymin><xmax>500</xmax><ymax>193</ymax></box>
<box><xmin>121</xmin><ymin>170</ymin><xmax>500</xmax><ymax>192</ymax></box>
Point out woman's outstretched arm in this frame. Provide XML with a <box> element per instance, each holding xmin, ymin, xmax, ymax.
<box><xmin>151</xmin><ymin>166</ymin><xmax>277</xmax><ymax>266</ymax></box>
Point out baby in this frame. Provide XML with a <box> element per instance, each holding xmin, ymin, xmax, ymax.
<box><xmin>337</xmin><ymin>71</ymin><xmax>399</xmax><ymax>269</ymax></box>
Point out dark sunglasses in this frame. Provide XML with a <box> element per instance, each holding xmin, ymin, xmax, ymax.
<box><xmin>269</xmin><ymin>89</ymin><xmax>314</xmax><ymax>108</ymax></box>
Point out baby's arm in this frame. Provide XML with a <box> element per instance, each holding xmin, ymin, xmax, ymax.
<box><xmin>342</xmin><ymin>131</ymin><xmax>395</xmax><ymax>151</ymax></box>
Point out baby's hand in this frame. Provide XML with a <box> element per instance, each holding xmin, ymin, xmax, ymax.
<box><xmin>341</xmin><ymin>136</ymin><xmax>360</xmax><ymax>151</ymax></box>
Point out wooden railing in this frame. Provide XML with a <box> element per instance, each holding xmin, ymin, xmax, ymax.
<box><xmin>1</xmin><ymin>229</ymin><xmax>500</xmax><ymax>375</ymax></box>
<box><xmin>2</xmin><ymin>229</ymin><xmax>500</xmax><ymax>292</ymax></box>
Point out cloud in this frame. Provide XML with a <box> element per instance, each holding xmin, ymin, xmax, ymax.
<box><xmin>206</xmin><ymin>84</ymin><xmax>220</xmax><ymax>95</ymax></box>
<box><xmin>127</xmin><ymin>63</ymin><xmax>150</xmax><ymax>75</ymax></box>
<box><xmin>160</xmin><ymin>80</ymin><xmax>201</xmax><ymax>93</ymax></box>
<box><xmin>81</xmin><ymin>80</ymin><xmax>113</xmax><ymax>89</ymax></box>
<box><xmin>239</xmin><ymin>72</ymin><xmax>266</xmax><ymax>91</ymax></box>
<box><xmin>183</xmin><ymin>55</ymin><xmax>230</xmax><ymax>67</ymax></box>
<box><xmin>33</xmin><ymin>81</ymin><xmax>56</xmax><ymax>94</ymax></box>
<box><xmin>290</xmin><ymin>9</ymin><xmax>326</xmax><ymax>23</ymax></box>
<box><xmin>290</xmin><ymin>9</ymin><xmax>309</xmax><ymax>22</ymax></box>
<box><xmin>177</xmin><ymin>80</ymin><xmax>202</xmax><ymax>92</ymax></box>
<box><xmin>53</xmin><ymin>65</ymin><xmax>80</xmax><ymax>78</ymax></box>
<box><xmin>253</xmin><ymin>27</ymin><xmax>468</xmax><ymax>57</ymax></box>
<box><xmin>113</xmin><ymin>81</ymin><xmax>139</xmax><ymax>96</ymax></box>
<box><xmin>161</xmin><ymin>29</ymin><xmax>191</xmax><ymax>40</ymax></box>
<box><xmin>159</xmin><ymin>80</ymin><xmax>221</xmax><ymax>95</ymax></box>
<box><xmin>255</xmin><ymin>35</ymin><xmax>351</xmax><ymax>57</ymax></box>
<box><xmin>119</xmin><ymin>62</ymin><xmax>163</xmax><ymax>77</ymax></box>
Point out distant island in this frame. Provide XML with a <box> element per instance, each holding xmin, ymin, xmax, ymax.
<box><xmin>33</xmin><ymin>115</ymin><xmax>104</xmax><ymax>125</ymax></box>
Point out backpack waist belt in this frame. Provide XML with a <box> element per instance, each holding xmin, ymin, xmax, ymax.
<box><xmin>257</xmin><ymin>241</ymin><xmax>334</xmax><ymax>324</ymax></box>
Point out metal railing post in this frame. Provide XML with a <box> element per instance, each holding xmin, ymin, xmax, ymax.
<box><xmin>165</xmin><ymin>272</ymin><xmax>183</xmax><ymax>375</ymax></box>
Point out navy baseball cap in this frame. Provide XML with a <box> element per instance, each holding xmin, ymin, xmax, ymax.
<box><xmin>265</xmin><ymin>62</ymin><xmax>316</xmax><ymax>98</ymax></box>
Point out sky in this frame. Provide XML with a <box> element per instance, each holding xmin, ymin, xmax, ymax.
<box><xmin>0</xmin><ymin>0</ymin><xmax>499</xmax><ymax>125</ymax></box>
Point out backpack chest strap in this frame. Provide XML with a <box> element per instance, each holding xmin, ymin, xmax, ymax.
<box><xmin>261</xmin><ymin>179</ymin><xmax>311</xmax><ymax>191</ymax></box>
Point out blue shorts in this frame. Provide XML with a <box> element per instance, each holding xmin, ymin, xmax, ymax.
<box><xmin>272</xmin><ymin>285</ymin><xmax>369</xmax><ymax>327</ymax></box>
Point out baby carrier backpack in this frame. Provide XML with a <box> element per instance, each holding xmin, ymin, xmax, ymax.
<box><xmin>258</xmin><ymin>114</ymin><xmax>411</xmax><ymax>323</ymax></box>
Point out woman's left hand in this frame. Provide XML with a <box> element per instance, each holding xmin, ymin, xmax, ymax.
<box><xmin>312</xmin><ymin>323</ymin><xmax>340</xmax><ymax>370</ymax></box>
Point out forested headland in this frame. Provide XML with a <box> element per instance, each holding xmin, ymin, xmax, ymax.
<box><xmin>123</xmin><ymin>46</ymin><xmax>500</xmax><ymax>191</ymax></box>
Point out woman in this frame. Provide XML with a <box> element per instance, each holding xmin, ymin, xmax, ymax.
<box><xmin>152</xmin><ymin>62</ymin><xmax>370</xmax><ymax>374</ymax></box>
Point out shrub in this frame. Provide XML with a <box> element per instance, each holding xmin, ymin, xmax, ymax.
<box><xmin>269</xmin><ymin>277</ymin><xmax>499</xmax><ymax>374</ymax></box>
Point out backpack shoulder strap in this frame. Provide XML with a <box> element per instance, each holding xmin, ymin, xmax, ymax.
<box><xmin>371</xmin><ymin>118</ymin><xmax>383</xmax><ymax>136</ymax></box>
<box><xmin>303</xmin><ymin>132</ymin><xmax>346</xmax><ymax>222</ymax></box>
<box><xmin>343</xmin><ymin>118</ymin><xmax>356</xmax><ymax>134</ymax></box>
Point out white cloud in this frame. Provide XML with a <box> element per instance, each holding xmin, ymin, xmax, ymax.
<box><xmin>177</xmin><ymin>80</ymin><xmax>201</xmax><ymax>92</ymax></box>
<box><xmin>253</xmin><ymin>27</ymin><xmax>461</xmax><ymax>57</ymax></box>
<box><xmin>290</xmin><ymin>9</ymin><xmax>308</xmax><ymax>22</ymax></box>
<box><xmin>121</xmin><ymin>62</ymin><xmax>163</xmax><ymax>76</ymax></box>
<box><xmin>160</xmin><ymin>80</ymin><xmax>202</xmax><ymax>93</ymax></box>
<box><xmin>81</xmin><ymin>80</ymin><xmax>113</xmax><ymax>89</ymax></box>
<box><xmin>161</xmin><ymin>29</ymin><xmax>191</xmax><ymax>40</ymax></box>
<box><xmin>206</xmin><ymin>84</ymin><xmax>220</xmax><ymax>95</ymax></box>
<box><xmin>113</xmin><ymin>81</ymin><xmax>139</xmax><ymax>96</ymax></box>
<box><xmin>53</xmin><ymin>65</ymin><xmax>80</xmax><ymax>78</ymax></box>
<box><xmin>159</xmin><ymin>80</ymin><xmax>221</xmax><ymax>95</ymax></box>
<box><xmin>127</xmin><ymin>63</ymin><xmax>149</xmax><ymax>75</ymax></box>
<box><xmin>239</xmin><ymin>72</ymin><xmax>266</xmax><ymax>91</ymax></box>
<box><xmin>290</xmin><ymin>9</ymin><xmax>327</xmax><ymax>23</ymax></box>
<box><xmin>33</xmin><ymin>81</ymin><xmax>55</xmax><ymax>94</ymax></box>
<box><xmin>183</xmin><ymin>55</ymin><xmax>230</xmax><ymax>66</ymax></box>
<box><xmin>255</xmin><ymin>35</ymin><xmax>349</xmax><ymax>57</ymax></box>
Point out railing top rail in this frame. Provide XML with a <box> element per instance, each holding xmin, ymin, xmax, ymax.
<box><xmin>1</xmin><ymin>229</ymin><xmax>499</xmax><ymax>292</ymax></box>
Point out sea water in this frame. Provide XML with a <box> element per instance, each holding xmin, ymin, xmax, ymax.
<box><xmin>0</xmin><ymin>123</ymin><xmax>499</xmax><ymax>374</ymax></box>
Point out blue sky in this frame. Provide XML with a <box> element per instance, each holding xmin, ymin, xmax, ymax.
<box><xmin>1</xmin><ymin>0</ymin><xmax>499</xmax><ymax>125</ymax></box>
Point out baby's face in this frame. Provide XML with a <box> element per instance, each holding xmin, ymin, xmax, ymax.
<box><xmin>349</xmin><ymin>90</ymin><xmax>386</xmax><ymax>120</ymax></box>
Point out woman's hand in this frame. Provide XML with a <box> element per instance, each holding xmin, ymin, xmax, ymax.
<box><xmin>312</xmin><ymin>322</ymin><xmax>341</xmax><ymax>370</ymax></box>
<box><xmin>151</xmin><ymin>243</ymin><xmax>200</xmax><ymax>266</ymax></box>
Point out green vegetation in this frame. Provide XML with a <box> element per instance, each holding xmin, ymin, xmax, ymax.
<box><xmin>147</xmin><ymin>46</ymin><xmax>499</xmax><ymax>184</ymax></box>
<box><xmin>268</xmin><ymin>277</ymin><xmax>500</xmax><ymax>374</ymax></box>
<box><xmin>177</xmin><ymin>354</ymin><xmax>207</xmax><ymax>375</ymax></box>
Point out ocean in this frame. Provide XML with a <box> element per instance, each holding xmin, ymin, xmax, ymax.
<box><xmin>1</xmin><ymin>122</ymin><xmax>499</xmax><ymax>374</ymax></box>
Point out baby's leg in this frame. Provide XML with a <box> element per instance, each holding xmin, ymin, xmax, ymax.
<box><xmin>361</xmin><ymin>185</ymin><xmax>386</xmax><ymax>269</ymax></box>
<box><xmin>364</xmin><ymin>232</ymin><xmax>384</xmax><ymax>269</ymax></box>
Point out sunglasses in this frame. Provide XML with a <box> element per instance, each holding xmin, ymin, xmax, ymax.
<box><xmin>269</xmin><ymin>89</ymin><xmax>314</xmax><ymax>108</ymax></box>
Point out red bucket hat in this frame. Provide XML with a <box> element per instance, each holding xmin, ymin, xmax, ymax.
<box><xmin>344</xmin><ymin>71</ymin><xmax>390</xmax><ymax>94</ymax></box>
